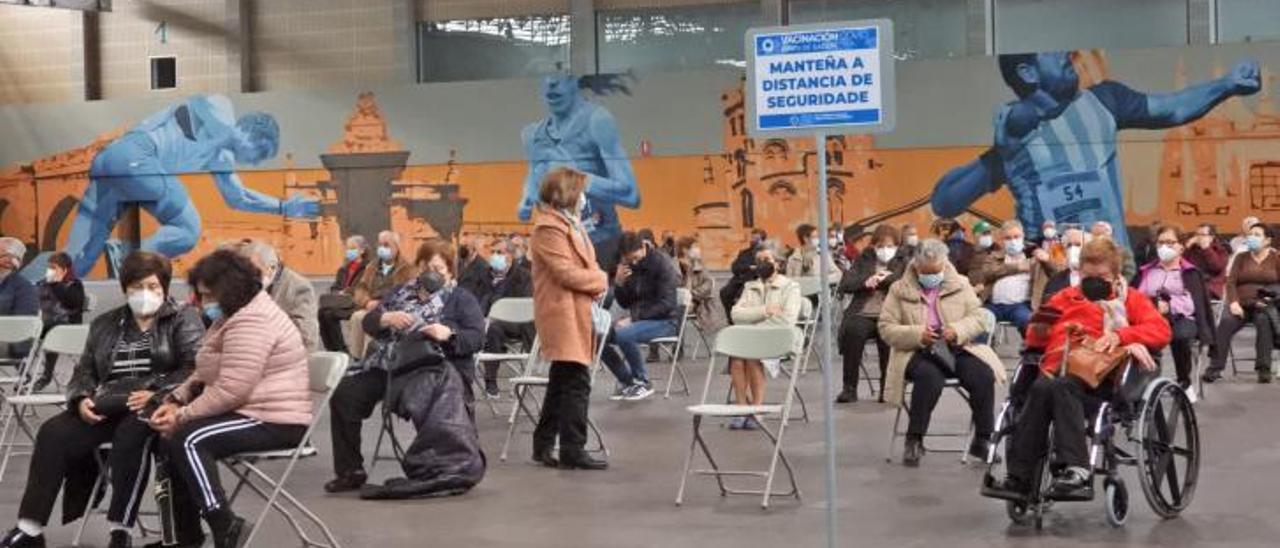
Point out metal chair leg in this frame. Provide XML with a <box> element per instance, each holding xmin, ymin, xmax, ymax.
<box><xmin>675</xmin><ymin>416</ymin><xmax>701</xmax><ymax>506</ymax></box>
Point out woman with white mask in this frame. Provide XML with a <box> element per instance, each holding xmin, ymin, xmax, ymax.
<box><xmin>836</xmin><ymin>224</ymin><xmax>909</xmax><ymax>403</ymax></box>
<box><xmin>0</xmin><ymin>251</ymin><xmax>205</xmax><ymax>548</ymax></box>
<box><xmin>1135</xmin><ymin>225</ymin><xmax>1215</xmax><ymax>392</ymax></box>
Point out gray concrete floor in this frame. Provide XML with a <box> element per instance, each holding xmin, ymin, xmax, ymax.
<box><xmin>5</xmin><ymin>291</ymin><xmax>1280</xmax><ymax>547</ymax></box>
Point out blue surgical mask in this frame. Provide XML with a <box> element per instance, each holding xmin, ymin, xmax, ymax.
<box><xmin>1246</xmin><ymin>235</ymin><xmax>1264</xmax><ymax>252</ymax></box>
<box><xmin>377</xmin><ymin>246</ymin><xmax>394</xmax><ymax>261</ymax></box>
<box><xmin>918</xmin><ymin>272</ymin><xmax>944</xmax><ymax>289</ymax></box>
<box><xmin>344</xmin><ymin>249</ymin><xmax>359</xmax><ymax>262</ymax></box>
<box><xmin>202</xmin><ymin>302</ymin><xmax>224</xmax><ymax>323</ymax></box>
<box><xmin>1005</xmin><ymin>238</ymin><xmax>1024</xmax><ymax>255</ymax></box>
<box><xmin>489</xmin><ymin>254</ymin><xmax>508</xmax><ymax>272</ymax></box>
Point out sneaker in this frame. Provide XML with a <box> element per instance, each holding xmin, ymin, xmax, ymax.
<box><xmin>108</xmin><ymin>530</ymin><xmax>132</xmax><ymax>548</ymax></box>
<box><xmin>609</xmin><ymin>385</ymin><xmax>628</xmax><ymax>401</ymax></box>
<box><xmin>623</xmin><ymin>383</ymin><xmax>655</xmax><ymax>401</ymax></box>
<box><xmin>0</xmin><ymin>528</ymin><xmax>44</xmax><ymax>548</ymax></box>
<box><xmin>483</xmin><ymin>381</ymin><xmax>501</xmax><ymax>400</ymax></box>
<box><xmin>740</xmin><ymin>416</ymin><xmax>759</xmax><ymax>431</ymax></box>
<box><xmin>1048</xmin><ymin>466</ymin><xmax>1094</xmax><ymax>500</ymax></box>
<box><xmin>726</xmin><ymin>417</ymin><xmax>744</xmax><ymax>430</ymax></box>
<box><xmin>1185</xmin><ymin>386</ymin><xmax>1199</xmax><ymax>404</ymax></box>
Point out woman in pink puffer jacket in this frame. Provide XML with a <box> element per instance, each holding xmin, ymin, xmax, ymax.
<box><xmin>149</xmin><ymin>249</ymin><xmax>311</xmax><ymax>548</ymax></box>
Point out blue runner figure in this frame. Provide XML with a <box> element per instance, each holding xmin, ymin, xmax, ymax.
<box><xmin>65</xmin><ymin>94</ymin><xmax>319</xmax><ymax>276</ymax></box>
<box><xmin>518</xmin><ymin>72</ymin><xmax>641</xmax><ymax>274</ymax></box>
<box><xmin>931</xmin><ymin>52</ymin><xmax>1260</xmax><ymax>249</ymax></box>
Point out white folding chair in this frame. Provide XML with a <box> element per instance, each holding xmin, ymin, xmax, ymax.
<box><xmin>653</xmin><ymin>288</ymin><xmax>694</xmax><ymax>398</ymax></box>
<box><xmin>220</xmin><ymin>352</ymin><xmax>350</xmax><ymax>548</ymax></box>
<box><xmin>474</xmin><ymin>298</ymin><xmax>536</xmax><ymax>416</ymax></box>
<box><xmin>675</xmin><ymin>325</ymin><xmax>801</xmax><ymax>509</ymax></box>
<box><xmin>0</xmin><ymin>316</ymin><xmax>42</xmax><ymax>390</ymax></box>
<box><xmin>0</xmin><ymin>322</ymin><xmax>83</xmax><ymax>481</ymax></box>
<box><xmin>794</xmin><ymin>277</ymin><xmax>822</xmax><ymax>374</ymax></box>
<box><xmin>500</xmin><ymin>325</ymin><xmax>611</xmax><ymax>462</ymax></box>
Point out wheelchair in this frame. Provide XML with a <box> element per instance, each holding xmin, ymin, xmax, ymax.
<box><xmin>980</xmin><ymin>350</ymin><xmax>1200</xmax><ymax>529</ymax></box>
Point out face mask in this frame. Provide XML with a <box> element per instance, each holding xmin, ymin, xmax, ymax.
<box><xmin>45</xmin><ymin>268</ymin><xmax>59</xmax><ymax>283</ymax></box>
<box><xmin>419</xmin><ymin>271</ymin><xmax>446</xmax><ymax>294</ymax></box>
<box><xmin>345</xmin><ymin>249</ymin><xmax>360</xmax><ymax>262</ymax></box>
<box><xmin>1005</xmin><ymin>238</ymin><xmax>1024</xmax><ymax>255</ymax></box>
<box><xmin>918</xmin><ymin>272</ymin><xmax>944</xmax><ymax>289</ymax></box>
<box><xmin>1080</xmin><ymin>276</ymin><xmax>1112</xmax><ymax>302</ymax></box>
<box><xmin>1157</xmin><ymin>245</ymin><xmax>1179</xmax><ymax>263</ymax></box>
<box><xmin>978</xmin><ymin>235</ymin><xmax>994</xmax><ymax>249</ymax></box>
<box><xmin>688</xmin><ymin>247</ymin><xmax>702</xmax><ymax>260</ymax></box>
<box><xmin>377</xmin><ymin>246</ymin><xmax>394</xmax><ymax>261</ymax></box>
<box><xmin>809</xmin><ymin>237</ymin><xmax>820</xmax><ymax>249</ymax></box>
<box><xmin>202</xmin><ymin>302</ymin><xmax>224</xmax><ymax>322</ymax></box>
<box><xmin>875</xmin><ymin>247</ymin><xmax>897</xmax><ymax>263</ymax></box>
<box><xmin>1246</xmin><ymin>235</ymin><xmax>1264</xmax><ymax>252</ymax></box>
<box><xmin>127</xmin><ymin>289</ymin><xmax>163</xmax><ymax>317</ymax></box>
<box><xmin>905</xmin><ymin>235</ymin><xmax>919</xmax><ymax>247</ymax></box>
<box><xmin>755</xmin><ymin>259</ymin><xmax>776</xmax><ymax>281</ymax></box>
<box><xmin>489</xmin><ymin>254</ymin><xmax>508</xmax><ymax>272</ymax></box>
<box><xmin>1043</xmin><ymin>228</ymin><xmax>1057</xmax><ymax>239</ymax></box>
<box><xmin>1067</xmin><ymin>245</ymin><xmax>1082</xmax><ymax>269</ymax></box>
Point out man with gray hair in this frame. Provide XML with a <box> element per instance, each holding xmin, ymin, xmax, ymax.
<box><xmin>972</xmin><ymin>219</ymin><xmax>1062</xmax><ymax>333</ymax></box>
<box><xmin>0</xmin><ymin>237</ymin><xmax>37</xmax><ymax>359</ymax></box>
<box><xmin>878</xmin><ymin>238</ymin><xmax>1003</xmax><ymax>466</ymax></box>
<box><xmin>230</xmin><ymin>238</ymin><xmax>320</xmax><ymax>351</ymax></box>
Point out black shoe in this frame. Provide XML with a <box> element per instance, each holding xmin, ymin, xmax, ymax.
<box><xmin>558</xmin><ymin>450</ymin><xmax>608</xmax><ymax>470</ymax></box>
<box><xmin>1201</xmin><ymin>370</ymin><xmax>1223</xmax><ymax>384</ymax></box>
<box><xmin>30</xmin><ymin>377</ymin><xmax>51</xmax><ymax>393</ymax></box>
<box><xmin>0</xmin><ymin>529</ymin><xmax>44</xmax><ymax>548</ymax></box>
<box><xmin>1048</xmin><ymin>466</ymin><xmax>1094</xmax><ymax>501</ymax></box>
<box><xmin>532</xmin><ymin>446</ymin><xmax>559</xmax><ymax>468</ymax></box>
<box><xmin>211</xmin><ymin>515</ymin><xmax>251</xmax><ymax>548</ymax></box>
<box><xmin>903</xmin><ymin>437</ymin><xmax>924</xmax><ymax>467</ymax></box>
<box><xmin>968</xmin><ymin>440</ymin><xmax>999</xmax><ymax>463</ymax></box>
<box><xmin>323</xmin><ymin>470</ymin><xmax>368</xmax><ymax>493</ymax></box>
<box><xmin>484</xmin><ymin>380</ymin><xmax>501</xmax><ymax>398</ymax></box>
<box><xmin>108</xmin><ymin>530</ymin><xmax>132</xmax><ymax>548</ymax></box>
<box><xmin>835</xmin><ymin>387</ymin><xmax>858</xmax><ymax>404</ymax></box>
<box><xmin>1259</xmin><ymin>371</ymin><xmax>1273</xmax><ymax>384</ymax></box>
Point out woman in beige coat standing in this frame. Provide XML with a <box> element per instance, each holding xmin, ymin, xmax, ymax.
<box><xmin>530</xmin><ymin>167</ymin><xmax>610</xmax><ymax>470</ymax></box>
<box><xmin>879</xmin><ymin>239</ymin><xmax>1005</xmax><ymax>467</ymax></box>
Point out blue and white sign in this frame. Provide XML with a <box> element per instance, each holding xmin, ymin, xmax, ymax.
<box><xmin>745</xmin><ymin>20</ymin><xmax>896</xmax><ymax>136</ymax></box>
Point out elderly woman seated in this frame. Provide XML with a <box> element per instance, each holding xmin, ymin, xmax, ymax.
<box><xmin>991</xmin><ymin>238</ymin><xmax>1170</xmax><ymax>500</ymax></box>
<box><xmin>879</xmin><ymin>239</ymin><xmax>1004</xmax><ymax>467</ymax></box>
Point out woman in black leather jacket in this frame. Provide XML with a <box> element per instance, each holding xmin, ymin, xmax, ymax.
<box><xmin>1</xmin><ymin>252</ymin><xmax>204</xmax><ymax>548</ymax></box>
<box><xmin>836</xmin><ymin>224</ymin><xmax>909</xmax><ymax>403</ymax></box>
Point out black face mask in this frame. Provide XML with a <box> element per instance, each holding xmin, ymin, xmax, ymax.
<box><xmin>418</xmin><ymin>271</ymin><xmax>446</xmax><ymax>294</ymax></box>
<box><xmin>756</xmin><ymin>259</ymin><xmax>776</xmax><ymax>281</ymax></box>
<box><xmin>1080</xmin><ymin>276</ymin><xmax>1112</xmax><ymax>301</ymax></box>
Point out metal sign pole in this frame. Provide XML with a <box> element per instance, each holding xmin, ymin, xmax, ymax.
<box><xmin>814</xmin><ymin>131</ymin><xmax>837</xmax><ymax>548</ymax></box>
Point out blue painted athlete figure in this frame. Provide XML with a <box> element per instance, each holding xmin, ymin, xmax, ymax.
<box><xmin>931</xmin><ymin>52</ymin><xmax>1260</xmax><ymax>249</ymax></box>
<box><xmin>518</xmin><ymin>73</ymin><xmax>640</xmax><ymax>273</ymax></box>
<box><xmin>65</xmin><ymin>94</ymin><xmax>319</xmax><ymax>276</ymax></box>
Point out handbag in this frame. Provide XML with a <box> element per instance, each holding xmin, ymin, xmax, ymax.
<box><xmin>92</xmin><ymin>377</ymin><xmax>151</xmax><ymax>417</ymax></box>
<box><xmin>591</xmin><ymin>301</ymin><xmax>612</xmax><ymax>335</ymax></box>
<box><xmin>919</xmin><ymin>338</ymin><xmax>957</xmax><ymax>374</ymax></box>
<box><xmin>1063</xmin><ymin>332</ymin><xmax>1129</xmax><ymax>389</ymax></box>
<box><xmin>389</xmin><ymin>332</ymin><xmax>446</xmax><ymax>377</ymax></box>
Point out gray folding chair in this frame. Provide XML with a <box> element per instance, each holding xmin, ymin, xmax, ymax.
<box><xmin>885</xmin><ymin>378</ymin><xmax>975</xmax><ymax>464</ymax></box>
<box><xmin>0</xmin><ymin>316</ymin><xmax>42</xmax><ymax>390</ymax></box>
<box><xmin>0</xmin><ymin>317</ymin><xmax>55</xmax><ymax>482</ymax></box>
<box><xmin>500</xmin><ymin>325</ymin><xmax>611</xmax><ymax>462</ymax></box>
<box><xmin>220</xmin><ymin>352</ymin><xmax>350</xmax><ymax>548</ymax></box>
<box><xmin>653</xmin><ymin>288</ymin><xmax>693</xmax><ymax>398</ymax></box>
<box><xmin>474</xmin><ymin>297</ymin><xmax>537</xmax><ymax>416</ymax></box>
<box><xmin>0</xmin><ymin>324</ymin><xmax>89</xmax><ymax>481</ymax></box>
<box><xmin>675</xmin><ymin>325</ymin><xmax>801</xmax><ymax>509</ymax></box>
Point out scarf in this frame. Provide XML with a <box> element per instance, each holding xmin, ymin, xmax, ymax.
<box><xmin>1099</xmin><ymin>277</ymin><xmax>1130</xmax><ymax>334</ymax></box>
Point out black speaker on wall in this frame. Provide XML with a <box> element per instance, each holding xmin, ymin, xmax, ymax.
<box><xmin>150</xmin><ymin>56</ymin><xmax>176</xmax><ymax>90</ymax></box>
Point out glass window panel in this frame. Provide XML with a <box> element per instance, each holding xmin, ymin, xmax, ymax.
<box><xmin>596</xmin><ymin>2</ymin><xmax>763</xmax><ymax>74</ymax></box>
<box><xmin>1219</xmin><ymin>0</ymin><xmax>1280</xmax><ymax>44</ymax></box>
<box><xmin>419</xmin><ymin>15</ymin><xmax>571</xmax><ymax>83</ymax></box>
<box><xmin>789</xmin><ymin>0</ymin><xmax>968</xmax><ymax>60</ymax></box>
<box><xmin>996</xmin><ymin>0</ymin><xmax>1187</xmax><ymax>53</ymax></box>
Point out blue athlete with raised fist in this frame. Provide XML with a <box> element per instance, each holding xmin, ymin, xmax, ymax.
<box><xmin>931</xmin><ymin>52</ymin><xmax>1260</xmax><ymax>249</ymax></box>
<box><xmin>65</xmin><ymin>94</ymin><xmax>319</xmax><ymax>276</ymax></box>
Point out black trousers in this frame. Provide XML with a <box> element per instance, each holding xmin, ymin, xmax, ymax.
<box><xmin>533</xmin><ymin>362</ymin><xmax>592</xmax><ymax>453</ymax></box>
<box><xmin>328</xmin><ymin>369</ymin><xmax>387</xmax><ymax>476</ymax></box>
<box><xmin>318</xmin><ymin>305</ymin><xmax>354</xmax><ymax>353</ymax></box>
<box><xmin>1007</xmin><ymin>376</ymin><xmax>1104</xmax><ymax>481</ymax></box>
<box><xmin>1209</xmin><ymin>307</ymin><xmax>1275</xmax><ymax>374</ymax></box>
<box><xmin>838</xmin><ymin>315</ymin><xmax>888</xmax><ymax>393</ymax></box>
<box><xmin>482</xmin><ymin>321</ymin><xmax>536</xmax><ymax>383</ymax></box>
<box><xmin>904</xmin><ymin>351</ymin><xmax>995</xmax><ymax>439</ymax></box>
<box><xmin>1167</xmin><ymin>315</ymin><xmax>1198</xmax><ymax>387</ymax></box>
<box><xmin>162</xmin><ymin>414</ymin><xmax>305</xmax><ymax>539</ymax></box>
<box><xmin>19</xmin><ymin>412</ymin><xmax>155</xmax><ymax>527</ymax></box>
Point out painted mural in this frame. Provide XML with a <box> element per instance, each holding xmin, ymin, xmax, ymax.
<box><xmin>1</xmin><ymin>43</ymin><xmax>1279</xmax><ymax>278</ymax></box>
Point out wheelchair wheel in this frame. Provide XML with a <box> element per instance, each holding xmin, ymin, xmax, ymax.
<box><xmin>1104</xmin><ymin>478</ymin><xmax>1129</xmax><ymax>527</ymax></box>
<box><xmin>1135</xmin><ymin>379</ymin><xmax>1200</xmax><ymax>518</ymax></box>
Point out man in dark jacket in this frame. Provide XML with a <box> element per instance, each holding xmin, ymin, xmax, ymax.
<box><xmin>602</xmin><ymin>232</ymin><xmax>680</xmax><ymax>400</ymax></box>
<box><xmin>0</xmin><ymin>237</ymin><xmax>38</xmax><ymax>360</ymax></box>
<box><xmin>318</xmin><ymin>235</ymin><xmax>370</xmax><ymax>353</ymax></box>
<box><xmin>720</xmin><ymin>229</ymin><xmax>768</xmax><ymax>324</ymax></box>
<box><xmin>475</xmin><ymin>238</ymin><xmax>535</xmax><ymax>397</ymax></box>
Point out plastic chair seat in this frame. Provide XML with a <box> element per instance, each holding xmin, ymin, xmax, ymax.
<box><xmin>686</xmin><ymin>404</ymin><xmax>783</xmax><ymax>417</ymax></box>
<box><xmin>6</xmin><ymin>394</ymin><xmax>66</xmax><ymax>406</ymax></box>
<box><xmin>231</xmin><ymin>446</ymin><xmax>318</xmax><ymax>460</ymax></box>
<box><xmin>510</xmin><ymin>376</ymin><xmax>549</xmax><ymax>386</ymax></box>
<box><xmin>476</xmin><ymin>352</ymin><xmax>530</xmax><ymax>363</ymax></box>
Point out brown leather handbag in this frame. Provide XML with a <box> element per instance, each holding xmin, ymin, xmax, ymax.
<box><xmin>1063</xmin><ymin>330</ymin><xmax>1129</xmax><ymax>389</ymax></box>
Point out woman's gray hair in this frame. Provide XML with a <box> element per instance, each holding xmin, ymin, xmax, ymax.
<box><xmin>0</xmin><ymin>237</ymin><xmax>25</xmax><ymax>260</ymax></box>
<box><xmin>913</xmin><ymin>239</ymin><xmax>951</xmax><ymax>268</ymax></box>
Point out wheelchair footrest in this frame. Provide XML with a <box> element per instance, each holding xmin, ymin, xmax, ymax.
<box><xmin>979</xmin><ymin>474</ymin><xmax>1028</xmax><ymax>502</ymax></box>
<box><xmin>1045</xmin><ymin>484</ymin><xmax>1095</xmax><ymax>502</ymax></box>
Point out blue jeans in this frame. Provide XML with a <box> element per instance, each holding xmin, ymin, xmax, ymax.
<box><xmin>602</xmin><ymin>319</ymin><xmax>677</xmax><ymax>386</ymax></box>
<box><xmin>987</xmin><ymin>301</ymin><xmax>1032</xmax><ymax>333</ymax></box>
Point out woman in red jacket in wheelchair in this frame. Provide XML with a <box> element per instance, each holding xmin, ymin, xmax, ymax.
<box><xmin>990</xmin><ymin>237</ymin><xmax>1171</xmax><ymax>500</ymax></box>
